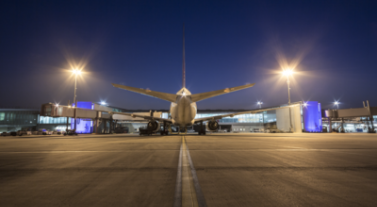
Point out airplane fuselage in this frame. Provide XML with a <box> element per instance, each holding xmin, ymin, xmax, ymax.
<box><xmin>170</xmin><ymin>88</ymin><xmax>197</xmax><ymax>128</ymax></box>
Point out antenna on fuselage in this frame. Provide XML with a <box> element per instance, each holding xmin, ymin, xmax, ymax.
<box><xmin>182</xmin><ymin>23</ymin><xmax>186</xmax><ymax>88</ymax></box>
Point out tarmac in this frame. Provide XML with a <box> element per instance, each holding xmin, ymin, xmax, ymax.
<box><xmin>0</xmin><ymin>133</ymin><xmax>377</xmax><ymax>207</ymax></box>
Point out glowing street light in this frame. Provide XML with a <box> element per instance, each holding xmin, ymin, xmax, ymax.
<box><xmin>257</xmin><ymin>101</ymin><xmax>263</xmax><ymax>109</ymax></box>
<box><xmin>334</xmin><ymin>101</ymin><xmax>340</xmax><ymax>109</ymax></box>
<box><xmin>282</xmin><ymin>69</ymin><xmax>294</xmax><ymax>77</ymax></box>
<box><xmin>72</xmin><ymin>69</ymin><xmax>82</xmax><ymax>75</ymax></box>
<box><xmin>100</xmin><ymin>101</ymin><xmax>107</xmax><ymax>105</ymax></box>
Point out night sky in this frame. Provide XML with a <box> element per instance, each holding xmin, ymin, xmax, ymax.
<box><xmin>1</xmin><ymin>0</ymin><xmax>376</xmax><ymax>110</ymax></box>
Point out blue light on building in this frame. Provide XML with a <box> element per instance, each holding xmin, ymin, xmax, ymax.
<box><xmin>303</xmin><ymin>101</ymin><xmax>322</xmax><ymax>132</ymax></box>
<box><xmin>71</xmin><ymin>102</ymin><xmax>94</xmax><ymax>133</ymax></box>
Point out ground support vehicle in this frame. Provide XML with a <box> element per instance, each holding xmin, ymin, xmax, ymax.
<box><xmin>17</xmin><ymin>130</ymin><xmax>28</xmax><ymax>136</ymax></box>
<box><xmin>64</xmin><ymin>130</ymin><xmax>78</xmax><ymax>136</ymax></box>
<box><xmin>139</xmin><ymin>128</ymin><xmax>154</xmax><ymax>135</ymax></box>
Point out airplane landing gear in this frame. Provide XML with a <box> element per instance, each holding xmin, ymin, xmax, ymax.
<box><xmin>198</xmin><ymin>121</ymin><xmax>206</xmax><ymax>135</ymax></box>
<box><xmin>160</xmin><ymin>121</ymin><xmax>168</xmax><ymax>136</ymax></box>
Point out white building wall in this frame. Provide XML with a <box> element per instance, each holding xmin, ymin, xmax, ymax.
<box><xmin>276</xmin><ymin>105</ymin><xmax>302</xmax><ymax>133</ymax></box>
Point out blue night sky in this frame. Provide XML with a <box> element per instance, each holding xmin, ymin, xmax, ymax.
<box><xmin>1</xmin><ymin>0</ymin><xmax>376</xmax><ymax>110</ymax></box>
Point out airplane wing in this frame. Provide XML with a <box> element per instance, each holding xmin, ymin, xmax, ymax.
<box><xmin>111</xmin><ymin>111</ymin><xmax>173</xmax><ymax>123</ymax></box>
<box><xmin>193</xmin><ymin>102</ymin><xmax>302</xmax><ymax>123</ymax></box>
<box><xmin>190</xmin><ymin>83</ymin><xmax>255</xmax><ymax>102</ymax></box>
<box><xmin>112</xmin><ymin>83</ymin><xmax>176</xmax><ymax>102</ymax></box>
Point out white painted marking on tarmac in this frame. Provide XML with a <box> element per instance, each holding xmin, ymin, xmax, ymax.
<box><xmin>181</xmin><ymin>136</ymin><xmax>207</xmax><ymax>207</ymax></box>
<box><xmin>182</xmin><ymin>136</ymin><xmax>199</xmax><ymax>207</ymax></box>
<box><xmin>174</xmin><ymin>143</ymin><xmax>183</xmax><ymax>207</ymax></box>
<box><xmin>183</xmin><ymin>137</ymin><xmax>207</xmax><ymax>207</ymax></box>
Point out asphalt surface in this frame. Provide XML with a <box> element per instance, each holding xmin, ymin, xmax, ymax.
<box><xmin>1</xmin><ymin>133</ymin><xmax>377</xmax><ymax>207</ymax></box>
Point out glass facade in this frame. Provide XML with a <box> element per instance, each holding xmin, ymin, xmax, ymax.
<box><xmin>39</xmin><ymin>116</ymin><xmax>70</xmax><ymax>124</ymax></box>
<box><xmin>0</xmin><ymin>109</ymin><xmax>39</xmax><ymax>132</ymax></box>
<box><xmin>195</xmin><ymin>113</ymin><xmax>263</xmax><ymax>123</ymax></box>
<box><xmin>0</xmin><ymin>110</ymin><xmax>39</xmax><ymax>126</ymax></box>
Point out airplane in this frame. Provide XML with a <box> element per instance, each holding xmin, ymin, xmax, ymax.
<box><xmin>111</xmin><ymin>27</ymin><xmax>295</xmax><ymax>135</ymax></box>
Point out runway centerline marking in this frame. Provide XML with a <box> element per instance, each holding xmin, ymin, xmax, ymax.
<box><xmin>174</xmin><ymin>142</ymin><xmax>183</xmax><ymax>207</ymax></box>
<box><xmin>181</xmin><ymin>136</ymin><xmax>198</xmax><ymax>207</ymax></box>
<box><xmin>176</xmin><ymin>136</ymin><xmax>207</xmax><ymax>207</ymax></box>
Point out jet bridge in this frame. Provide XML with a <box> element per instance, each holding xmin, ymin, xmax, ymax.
<box><xmin>323</xmin><ymin>100</ymin><xmax>376</xmax><ymax>133</ymax></box>
<box><xmin>40</xmin><ymin>103</ymin><xmax>162</xmax><ymax>133</ymax></box>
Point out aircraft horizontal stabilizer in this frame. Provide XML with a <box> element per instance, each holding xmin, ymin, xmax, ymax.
<box><xmin>112</xmin><ymin>83</ymin><xmax>176</xmax><ymax>102</ymax></box>
<box><xmin>190</xmin><ymin>83</ymin><xmax>255</xmax><ymax>102</ymax></box>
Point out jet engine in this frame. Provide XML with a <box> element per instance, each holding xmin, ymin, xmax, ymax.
<box><xmin>147</xmin><ymin>121</ymin><xmax>160</xmax><ymax>132</ymax></box>
<box><xmin>206</xmin><ymin>120</ymin><xmax>219</xmax><ymax>131</ymax></box>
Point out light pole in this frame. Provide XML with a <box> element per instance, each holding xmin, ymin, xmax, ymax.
<box><xmin>334</xmin><ymin>101</ymin><xmax>344</xmax><ymax>132</ymax></box>
<box><xmin>282</xmin><ymin>69</ymin><xmax>293</xmax><ymax>104</ymax></box>
<box><xmin>257</xmin><ymin>101</ymin><xmax>263</xmax><ymax>109</ymax></box>
<box><xmin>334</xmin><ymin>101</ymin><xmax>339</xmax><ymax>109</ymax></box>
<box><xmin>282</xmin><ymin>69</ymin><xmax>294</xmax><ymax>132</ymax></box>
<box><xmin>72</xmin><ymin>69</ymin><xmax>82</xmax><ymax>106</ymax></box>
<box><xmin>71</xmin><ymin>69</ymin><xmax>82</xmax><ymax>131</ymax></box>
<box><xmin>258</xmin><ymin>102</ymin><xmax>264</xmax><ymax>131</ymax></box>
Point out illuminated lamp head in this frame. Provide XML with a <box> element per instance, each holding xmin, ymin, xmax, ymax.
<box><xmin>282</xmin><ymin>69</ymin><xmax>294</xmax><ymax>76</ymax></box>
<box><xmin>72</xmin><ymin>69</ymin><xmax>82</xmax><ymax>75</ymax></box>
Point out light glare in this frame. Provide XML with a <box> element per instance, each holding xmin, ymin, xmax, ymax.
<box><xmin>282</xmin><ymin>69</ymin><xmax>294</xmax><ymax>76</ymax></box>
<box><xmin>72</xmin><ymin>69</ymin><xmax>82</xmax><ymax>75</ymax></box>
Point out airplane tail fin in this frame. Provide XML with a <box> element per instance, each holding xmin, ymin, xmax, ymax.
<box><xmin>112</xmin><ymin>83</ymin><xmax>176</xmax><ymax>102</ymax></box>
<box><xmin>182</xmin><ymin>24</ymin><xmax>186</xmax><ymax>88</ymax></box>
<box><xmin>190</xmin><ymin>83</ymin><xmax>255</xmax><ymax>102</ymax></box>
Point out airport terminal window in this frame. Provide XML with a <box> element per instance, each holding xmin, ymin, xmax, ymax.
<box><xmin>0</xmin><ymin>112</ymin><xmax>5</xmax><ymax>121</ymax></box>
<box><xmin>162</xmin><ymin>112</ymin><xmax>169</xmax><ymax>119</ymax></box>
<box><xmin>39</xmin><ymin>116</ymin><xmax>70</xmax><ymax>124</ymax></box>
<box><xmin>195</xmin><ymin>113</ymin><xmax>262</xmax><ymax>123</ymax></box>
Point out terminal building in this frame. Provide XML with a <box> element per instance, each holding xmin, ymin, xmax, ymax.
<box><xmin>1</xmin><ymin>101</ymin><xmax>376</xmax><ymax>134</ymax></box>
